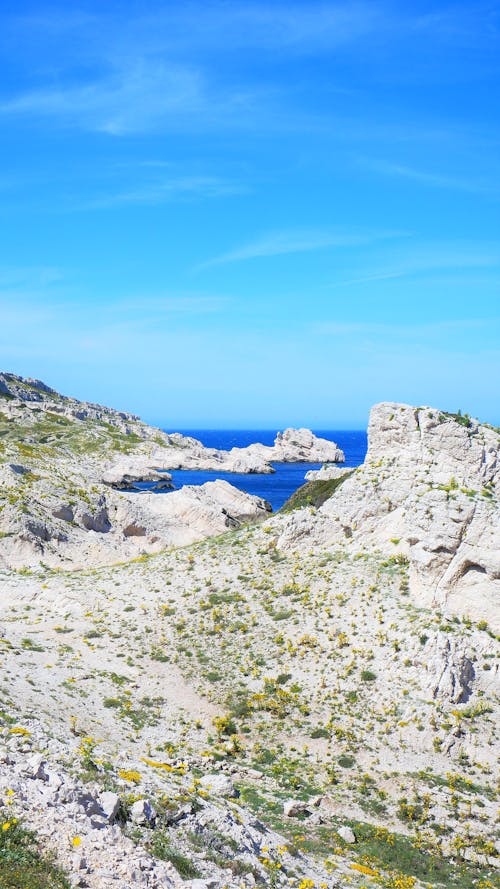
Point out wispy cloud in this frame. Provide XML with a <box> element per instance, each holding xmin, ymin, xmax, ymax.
<box><xmin>159</xmin><ymin>3</ymin><xmax>381</xmax><ymax>53</ymax></box>
<box><xmin>16</xmin><ymin>3</ymin><xmax>495</xmax><ymax>58</ymax></box>
<box><xmin>87</xmin><ymin>176</ymin><xmax>247</xmax><ymax>208</ymax></box>
<box><xmin>0</xmin><ymin>6</ymin><xmax>375</xmax><ymax>136</ymax></box>
<box><xmin>199</xmin><ymin>228</ymin><xmax>408</xmax><ymax>267</ymax></box>
<box><xmin>0</xmin><ymin>60</ymin><xmax>211</xmax><ymax>135</ymax></box>
<box><xmin>0</xmin><ymin>287</ymin><xmax>233</xmax><ymax>374</ymax></box>
<box><xmin>9</xmin><ymin>4</ymin><xmax>381</xmax><ymax>57</ymax></box>
<box><xmin>325</xmin><ymin>243</ymin><xmax>500</xmax><ymax>288</ymax></box>
<box><xmin>3</xmin><ymin>4</ymin><xmax>497</xmax><ymax>138</ymax></box>
<box><xmin>359</xmin><ymin>157</ymin><xmax>500</xmax><ymax>195</ymax></box>
<box><xmin>311</xmin><ymin>318</ymin><xmax>500</xmax><ymax>337</ymax></box>
<box><xmin>0</xmin><ymin>290</ymin><xmax>229</xmax><ymax>319</ymax></box>
<box><xmin>411</xmin><ymin>5</ymin><xmax>500</xmax><ymax>47</ymax></box>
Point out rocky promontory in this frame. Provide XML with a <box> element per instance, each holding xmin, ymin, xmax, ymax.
<box><xmin>102</xmin><ymin>428</ymin><xmax>345</xmax><ymax>487</ymax></box>
<box><xmin>0</xmin><ymin>372</ymin><xmax>280</xmax><ymax>567</ymax></box>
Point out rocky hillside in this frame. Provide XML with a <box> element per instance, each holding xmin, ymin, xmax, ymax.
<box><xmin>0</xmin><ymin>381</ymin><xmax>498</xmax><ymax>889</ymax></box>
<box><xmin>0</xmin><ymin>372</ymin><xmax>344</xmax><ymax>475</ymax></box>
<box><xmin>0</xmin><ymin>373</ymin><xmax>343</xmax><ymax>568</ymax></box>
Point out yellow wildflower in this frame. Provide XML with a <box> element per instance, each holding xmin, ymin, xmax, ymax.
<box><xmin>350</xmin><ymin>863</ymin><xmax>378</xmax><ymax>876</ymax></box>
<box><xmin>118</xmin><ymin>768</ymin><xmax>142</xmax><ymax>783</ymax></box>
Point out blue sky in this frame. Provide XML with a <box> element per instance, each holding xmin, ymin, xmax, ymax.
<box><xmin>0</xmin><ymin>2</ymin><xmax>499</xmax><ymax>428</ymax></box>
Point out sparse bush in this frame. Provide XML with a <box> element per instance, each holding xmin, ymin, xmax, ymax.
<box><xmin>360</xmin><ymin>669</ymin><xmax>377</xmax><ymax>682</ymax></box>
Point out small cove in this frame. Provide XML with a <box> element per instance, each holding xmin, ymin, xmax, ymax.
<box><xmin>138</xmin><ymin>429</ymin><xmax>367</xmax><ymax>511</ymax></box>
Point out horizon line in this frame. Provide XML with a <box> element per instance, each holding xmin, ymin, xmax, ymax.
<box><xmin>153</xmin><ymin>424</ymin><xmax>369</xmax><ymax>432</ymax></box>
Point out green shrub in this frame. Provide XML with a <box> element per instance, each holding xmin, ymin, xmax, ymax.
<box><xmin>0</xmin><ymin>818</ymin><xmax>70</xmax><ymax>888</ymax></box>
<box><xmin>280</xmin><ymin>471</ymin><xmax>354</xmax><ymax>512</ymax></box>
<box><xmin>310</xmin><ymin>726</ymin><xmax>329</xmax><ymax>739</ymax></box>
<box><xmin>360</xmin><ymin>669</ymin><xmax>377</xmax><ymax>682</ymax></box>
<box><xmin>338</xmin><ymin>754</ymin><xmax>355</xmax><ymax>768</ymax></box>
<box><xmin>149</xmin><ymin>835</ymin><xmax>201</xmax><ymax>879</ymax></box>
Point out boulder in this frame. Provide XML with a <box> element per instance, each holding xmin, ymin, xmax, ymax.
<box><xmin>100</xmin><ymin>791</ymin><xmax>121</xmax><ymax>822</ymax></box>
<box><xmin>337</xmin><ymin>825</ymin><xmax>356</xmax><ymax>844</ymax></box>
<box><xmin>199</xmin><ymin>774</ymin><xmax>237</xmax><ymax>797</ymax></box>
<box><xmin>130</xmin><ymin>799</ymin><xmax>156</xmax><ymax>825</ymax></box>
<box><xmin>283</xmin><ymin>799</ymin><xmax>310</xmax><ymax>817</ymax></box>
<box><xmin>23</xmin><ymin>753</ymin><xmax>47</xmax><ymax>780</ymax></box>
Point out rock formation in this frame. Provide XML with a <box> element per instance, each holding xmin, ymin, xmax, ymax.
<box><xmin>228</xmin><ymin>427</ymin><xmax>345</xmax><ymax>467</ymax></box>
<box><xmin>102</xmin><ymin>460</ymin><xmax>174</xmax><ymax>491</ymax></box>
<box><xmin>103</xmin><ymin>427</ymin><xmax>345</xmax><ymax>482</ymax></box>
<box><xmin>277</xmin><ymin>403</ymin><xmax>500</xmax><ymax>630</ymax></box>
<box><xmin>305</xmin><ymin>464</ymin><xmax>351</xmax><ymax>481</ymax></box>
<box><xmin>0</xmin><ymin>474</ymin><xmax>271</xmax><ymax>568</ymax></box>
<box><xmin>0</xmin><ymin>373</ymin><xmax>277</xmax><ymax>568</ymax></box>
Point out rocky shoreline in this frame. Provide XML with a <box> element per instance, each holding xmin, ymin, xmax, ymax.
<box><xmin>0</xmin><ymin>373</ymin><xmax>341</xmax><ymax>569</ymax></box>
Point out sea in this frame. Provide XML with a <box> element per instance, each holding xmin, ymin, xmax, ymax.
<box><xmin>148</xmin><ymin>429</ymin><xmax>367</xmax><ymax>512</ymax></box>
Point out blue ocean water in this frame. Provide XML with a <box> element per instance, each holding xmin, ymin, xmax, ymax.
<box><xmin>152</xmin><ymin>429</ymin><xmax>367</xmax><ymax>512</ymax></box>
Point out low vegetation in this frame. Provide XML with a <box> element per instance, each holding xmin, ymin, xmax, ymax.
<box><xmin>280</xmin><ymin>471</ymin><xmax>354</xmax><ymax>512</ymax></box>
<box><xmin>0</xmin><ymin>818</ymin><xmax>70</xmax><ymax>889</ymax></box>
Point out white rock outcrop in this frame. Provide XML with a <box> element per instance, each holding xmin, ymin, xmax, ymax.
<box><xmin>0</xmin><ymin>479</ymin><xmax>272</xmax><ymax>569</ymax></box>
<box><xmin>277</xmin><ymin>403</ymin><xmax>500</xmax><ymax>630</ymax></box>
<box><xmin>102</xmin><ymin>459</ymin><xmax>173</xmax><ymax>490</ymax></box>
<box><xmin>227</xmin><ymin>428</ymin><xmax>344</xmax><ymax>469</ymax></box>
<box><xmin>198</xmin><ymin>774</ymin><xmax>237</xmax><ymax>797</ymax></box>
<box><xmin>424</xmin><ymin>634</ymin><xmax>475</xmax><ymax>703</ymax></box>
<box><xmin>102</xmin><ymin>428</ymin><xmax>345</xmax><ymax>480</ymax></box>
<box><xmin>305</xmin><ymin>465</ymin><xmax>351</xmax><ymax>481</ymax></box>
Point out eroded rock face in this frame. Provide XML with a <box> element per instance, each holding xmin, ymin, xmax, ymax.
<box><xmin>277</xmin><ymin>403</ymin><xmax>500</xmax><ymax>629</ymax></box>
<box><xmin>0</xmin><ymin>372</ymin><xmax>57</xmax><ymax>402</ymax></box>
<box><xmin>102</xmin><ymin>460</ymin><xmax>173</xmax><ymax>490</ymax></box>
<box><xmin>0</xmin><ymin>479</ymin><xmax>272</xmax><ymax>569</ymax></box>
<box><xmin>109</xmin><ymin>479</ymin><xmax>272</xmax><ymax>553</ymax></box>
<box><xmin>0</xmin><ymin>371</ymin><xmax>142</xmax><ymax>430</ymax></box>
<box><xmin>424</xmin><ymin>635</ymin><xmax>475</xmax><ymax>704</ymax></box>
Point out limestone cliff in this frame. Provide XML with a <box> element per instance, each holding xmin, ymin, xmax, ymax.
<box><xmin>277</xmin><ymin>403</ymin><xmax>500</xmax><ymax>630</ymax></box>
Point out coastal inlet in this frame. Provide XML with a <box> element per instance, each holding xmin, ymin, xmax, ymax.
<box><xmin>136</xmin><ymin>430</ymin><xmax>367</xmax><ymax>511</ymax></box>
